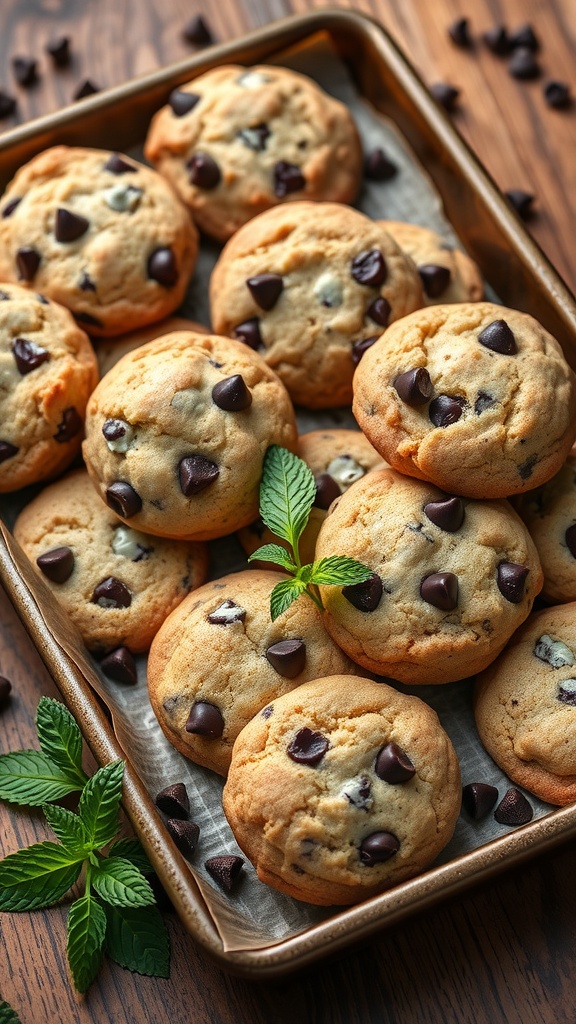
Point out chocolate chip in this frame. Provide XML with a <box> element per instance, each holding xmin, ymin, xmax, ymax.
<box><xmin>105</xmin><ymin>153</ymin><xmax>136</xmax><ymax>174</ymax></box>
<box><xmin>420</xmin><ymin>571</ymin><xmax>459</xmax><ymax>610</ymax></box>
<box><xmin>424</xmin><ymin>495</ymin><xmax>465</xmax><ymax>532</ymax></box>
<box><xmin>367</xmin><ymin>296</ymin><xmax>390</xmax><ymax>327</ymax></box>
<box><xmin>375</xmin><ymin>742</ymin><xmax>415</xmax><ymax>783</ymax></box>
<box><xmin>12</xmin><ymin>338</ymin><xmax>50</xmax><ymax>375</ymax></box>
<box><xmin>519</xmin><ymin>454</ymin><xmax>538</xmax><ymax>481</ymax></box>
<box><xmin>187</xmin><ymin>153</ymin><xmax>221</xmax><ymax>189</ymax></box>
<box><xmin>182</xmin><ymin>15</ymin><xmax>213</xmax><ymax>46</ymax></box>
<box><xmin>478</xmin><ymin>319</ymin><xmax>517</xmax><ymax>355</ymax></box>
<box><xmin>351</xmin><ymin>249</ymin><xmax>387</xmax><ymax>287</ymax></box>
<box><xmin>394</xmin><ymin>367</ymin><xmax>433</xmax><ymax>406</ymax></box>
<box><xmin>75</xmin><ymin>311</ymin><xmax>103</xmax><ymax>328</ymax></box>
<box><xmin>0</xmin><ymin>676</ymin><xmax>12</xmax><ymax>706</ymax></box>
<box><xmin>55</xmin><ymin>208</ymin><xmax>90</xmax><ymax>243</ymax></box>
<box><xmin>558</xmin><ymin>680</ymin><xmax>576</xmax><ymax>706</ymax></box>
<box><xmin>509</xmin><ymin>23</ymin><xmax>540</xmax><ymax>51</ymax></box>
<box><xmin>429</xmin><ymin>395</ymin><xmax>464</xmax><ymax>427</ymax></box>
<box><xmin>79</xmin><ymin>270</ymin><xmax>96</xmax><ymax>291</ymax></box>
<box><xmin>178</xmin><ymin>455</ymin><xmax>219</xmax><ymax>496</ymax></box>
<box><xmin>430</xmin><ymin>83</ymin><xmax>460</xmax><ymax>112</ymax></box>
<box><xmin>147</xmin><ymin>248</ymin><xmax>178</xmax><ymax>287</ymax></box>
<box><xmin>544</xmin><ymin>80</ymin><xmax>572</xmax><ymax>110</ymax></box>
<box><xmin>273</xmin><ymin>161</ymin><xmax>305</xmax><ymax>197</ymax></box>
<box><xmin>36</xmin><ymin>293</ymin><xmax>49</xmax><ymax>305</ymax></box>
<box><xmin>168</xmin><ymin>89</ymin><xmax>200</xmax><ymax>116</ymax></box>
<box><xmin>508</xmin><ymin>47</ymin><xmax>541</xmax><ymax>80</ymax></box>
<box><xmin>36</xmin><ymin>546</ymin><xmax>74</xmax><ymax>583</ymax></box>
<box><xmin>233</xmin><ymin>318</ymin><xmax>262</xmax><ymax>350</ymax></box>
<box><xmin>100</xmin><ymin>646</ymin><xmax>137</xmax><ymax>685</ymax></box>
<box><xmin>246</xmin><ymin>273</ymin><xmax>283</xmax><ymax>311</ymax></box>
<box><xmin>207</xmin><ymin>600</ymin><xmax>246</xmax><ymax>625</ymax></box>
<box><xmin>475</xmin><ymin>391</ymin><xmax>496</xmax><ymax>414</ymax></box>
<box><xmin>462</xmin><ymin>782</ymin><xmax>499</xmax><ymax>819</ymax></box>
<box><xmin>364</xmin><ymin>148</ymin><xmax>398</xmax><ymax>181</ymax></box>
<box><xmin>155</xmin><ymin>783</ymin><xmax>190</xmax><ymax>819</ymax></box>
<box><xmin>359</xmin><ymin>831</ymin><xmax>399</xmax><ymax>865</ymax></box>
<box><xmin>16</xmin><ymin>247</ymin><xmax>41</xmax><ymax>281</ymax></box>
<box><xmin>314</xmin><ymin>473</ymin><xmax>341</xmax><ymax>510</ymax></box>
<box><xmin>565</xmin><ymin>525</ymin><xmax>576</xmax><ymax>558</ymax></box>
<box><xmin>12</xmin><ymin>56</ymin><xmax>38</xmax><ymax>88</ymax></box>
<box><xmin>2</xmin><ymin>197</ymin><xmax>21</xmax><ymax>217</ymax></box>
<box><xmin>92</xmin><ymin>577</ymin><xmax>132</xmax><ymax>609</ymax></box>
<box><xmin>482</xmin><ymin>25</ymin><xmax>511</xmax><ymax>55</ymax></box>
<box><xmin>266</xmin><ymin>639</ymin><xmax>306</xmax><ymax>679</ymax></box>
<box><xmin>0</xmin><ymin>92</ymin><xmax>16</xmax><ymax>119</ymax></box>
<box><xmin>448</xmin><ymin>17</ymin><xmax>472</xmax><ymax>48</ymax></box>
<box><xmin>205</xmin><ymin>855</ymin><xmax>244</xmax><ymax>892</ymax></box>
<box><xmin>106</xmin><ymin>481</ymin><xmax>142</xmax><ymax>518</ymax></box>
<box><xmin>352</xmin><ymin>336</ymin><xmax>378</xmax><ymax>366</ymax></box>
<box><xmin>185</xmin><ymin>701</ymin><xmax>224</xmax><ymax>738</ymax></box>
<box><xmin>238</xmin><ymin>123</ymin><xmax>270</xmax><ymax>151</ymax></box>
<box><xmin>261</xmin><ymin>705</ymin><xmax>274</xmax><ymax>719</ymax></box>
<box><xmin>0</xmin><ymin>441</ymin><xmax>19</xmax><ymax>463</ymax></box>
<box><xmin>419</xmin><ymin>264</ymin><xmax>451</xmax><ymax>298</ymax></box>
<box><xmin>46</xmin><ymin>36</ymin><xmax>71</xmax><ymax>67</ymax></box>
<box><xmin>497</xmin><ymin>562</ymin><xmax>529</xmax><ymax>603</ymax></box>
<box><xmin>0</xmin><ymin>290</ymin><xmax>10</xmax><ymax>300</ymax></box>
<box><xmin>212</xmin><ymin>374</ymin><xmax>252</xmax><ymax>412</ymax></box>
<box><xmin>343</xmin><ymin>573</ymin><xmax>383</xmax><ymax>612</ymax></box>
<box><xmin>166</xmin><ymin>820</ymin><xmax>200</xmax><ymax>860</ymax></box>
<box><xmin>287</xmin><ymin>727</ymin><xmax>329</xmax><ymax>766</ymax></box>
<box><xmin>494</xmin><ymin>787</ymin><xmax>533</xmax><ymax>825</ymax></box>
<box><xmin>73</xmin><ymin>79</ymin><xmax>100</xmax><ymax>100</ymax></box>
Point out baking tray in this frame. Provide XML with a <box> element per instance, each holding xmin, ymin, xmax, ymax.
<box><xmin>1</xmin><ymin>8</ymin><xmax>576</xmax><ymax>978</ymax></box>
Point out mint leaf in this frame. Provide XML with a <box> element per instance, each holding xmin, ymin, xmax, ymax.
<box><xmin>108</xmin><ymin>838</ymin><xmax>152</xmax><ymax>876</ymax></box>
<box><xmin>0</xmin><ymin>1000</ymin><xmax>23</xmax><ymax>1023</ymax></box>
<box><xmin>0</xmin><ymin>751</ymin><xmax>84</xmax><ymax>806</ymax></box>
<box><xmin>91</xmin><ymin>858</ymin><xmax>155</xmax><ymax>908</ymax></box>
<box><xmin>105</xmin><ymin>903</ymin><xmax>170</xmax><ymax>977</ymax></box>
<box><xmin>308</xmin><ymin>556</ymin><xmax>374</xmax><ymax>587</ymax></box>
<box><xmin>43</xmin><ymin>804</ymin><xmax>89</xmax><ymax>856</ymax></box>
<box><xmin>36</xmin><ymin>697</ymin><xmax>88</xmax><ymax>788</ymax></box>
<box><xmin>67</xmin><ymin>892</ymin><xmax>106</xmax><ymax>994</ymax></box>
<box><xmin>78</xmin><ymin>760</ymin><xmax>124</xmax><ymax>849</ymax></box>
<box><xmin>259</xmin><ymin>446</ymin><xmax>316</xmax><ymax>553</ymax></box>
<box><xmin>270</xmin><ymin>577</ymin><xmax>307</xmax><ymax>621</ymax></box>
<box><xmin>247</xmin><ymin>543</ymin><xmax>297</xmax><ymax>573</ymax></box>
<box><xmin>0</xmin><ymin>842</ymin><xmax>83</xmax><ymax>911</ymax></box>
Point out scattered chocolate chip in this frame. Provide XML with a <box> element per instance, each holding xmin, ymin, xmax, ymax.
<box><xmin>106</xmin><ymin>481</ymin><xmax>142</xmax><ymax>518</ymax></box>
<box><xmin>419</xmin><ymin>264</ymin><xmax>451</xmax><ymax>298</ymax></box>
<box><xmin>508</xmin><ymin>47</ymin><xmax>541</xmax><ymax>80</ymax></box>
<box><xmin>462</xmin><ymin>782</ymin><xmax>499</xmax><ymax>819</ymax></box>
<box><xmin>364</xmin><ymin>148</ymin><xmax>397</xmax><ymax>181</ymax></box>
<box><xmin>475</xmin><ymin>391</ymin><xmax>496</xmax><ymax>414</ymax></box>
<box><xmin>212</xmin><ymin>374</ymin><xmax>252</xmax><ymax>412</ymax></box>
<box><xmin>0</xmin><ymin>92</ymin><xmax>17</xmax><ymax>119</ymax></box>
<box><xmin>169</xmin><ymin>89</ymin><xmax>200</xmax><ymax>116</ymax></box>
<box><xmin>273</xmin><ymin>161</ymin><xmax>305</xmax><ymax>197</ymax></box>
<box><xmin>73</xmin><ymin>79</ymin><xmax>100</xmax><ymax>100</ymax></box>
<box><xmin>246</xmin><ymin>273</ymin><xmax>283</xmax><ymax>311</ymax></box>
<box><xmin>36</xmin><ymin>546</ymin><xmax>74</xmax><ymax>583</ymax></box>
<box><xmin>155</xmin><ymin>783</ymin><xmax>190</xmax><ymax>819</ymax></box>
<box><xmin>46</xmin><ymin>36</ymin><xmax>71</xmax><ymax>67</ymax></box>
<box><xmin>478</xmin><ymin>319</ymin><xmax>517</xmax><ymax>355</ymax></box>
<box><xmin>74</xmin><ymin>311</ymin><xmax>102</xmax><ymax>328</ymax></box>
<box><xmin>182</xmin><ymin>14</ymin><xmax>213</xmax><ymax>46</ymax></box>
<box><xmin>178</xmin><ymin>455</ymin><xmax>219</xmax><ymax>496</ymax></box>
<box><xmin>544</xmin><ymin>80</ymin><xmax>572</xmax><ymax>109</ymax></box>
<box><xmin>187</xmin><ymin>153</ymin><xmax>221</xmax><ymax>189</ymax></box>
<box><xmin>54</xmin><ymin>407</ymin><xmax>82</xmax><ymax>443</ymax></box>
<box><xmin>266</xmin><ymin>639</ymin><xmax>306</xmax><ymax>678</ymax></box>
<box><xmin>166</xmin><ymin>819</ymin><xmax>200</xmax><ymax>860</ymax></box>
<box><xmin>343</xmin><ymin>573</ymin><xmax>383</xmax><ymax>612</ymax></box>
<box><xmin>558</xmin><ymin>680</ymin><xmax>576</xmax><ymax>706</ymax></box>
<box><xmin>565</xmin><ymin>525</ymin><xmax>576</xmax><ymax>558</ymax></box>
<box><xmin>105</xmin><ymin>153</ymin><xmax>136</xmax><ymax>174</ymax></box>
<box><xmin>186</xmin><ymin>701</ymin><xmax>224</xmax><ymax>738</ymax></box>
<box><xmin>394</xmin><ymin>367</ymin><xmax>433</xmax><ymax>406</ymax></box>
<box><xmin>424</xmin><ymin>495</ymin><xmax>465</xmax><ymax>532</ymax></box>
<box><xmin>519</xmin><ymin>454</ymin><xmax>538</xmax><ymax>481</ymax></box>
<box><xmin>375</xmin><ymin>742</ymin><xmax>415</xmax><ymax>783</ymax></box>
<box><xmin>12</xmin><ymin>56</ymin><xmax>38</xmax><ymax>88</ymax></box>
<box><xmin>207</xmin><ymin>600</ymin><xmax>246</xmax><ymax>625</ymax></box>
<box><xmin>352</xmin><ymin>336</ymin><xmax>378</xmax><ymax>366</ymax></box>
<box><xmin>55</xmin><ymin>208</ymin><xmax>90</xmax><ymax>243</ymax></box>
<box><xmin>100</xmin><ymin>646</ymin><xmax>137</xmax><ymax>685</ymax></box>
<box><xmin>92</xmin><ymin>577</ymin><xmax>132</xmax><ymax>609</ymax></box>
<box><xmin>351</xmin><ymin>249</ymin><xmax>387</xmax><ymax>287</ymax></box>
<box><xmin>238</xmin><ymin>123</ymin><xmax>270</xmax><ymax>151</ymax></box>
<box><xmin>287</xmin><ymin>727</ymin><xmax>329</xmax><ymax>766</ymax></box>
<box><xmin>205</xmin><ymin>855</ymin><xmax>244</xmax><ymax>892</ymax></box>
<box><xmin>0</xmin><ymin>676</ymin><xmax>12</xmax><ymax>707</ymax></box>
<box><xmin>232</xmin><ymin>318</ymin><xmax>262</xmax><ymax>350</ymax></box>
<box><xmin>420</xmin><ymin>571</ymin><xmax>459</xmax><ymax>610</ymax></box>
<box><xmin>509</xmin><ymin>23</ymin><xmax>540</xmax><ymax>51</ymax></box>
<box><xmin>314</xmin><ymin>473</ymin><xmax>341</xmax><ymax>510</ymax></box>
<box><xmin>36</xmin><ymin>293</ymin><xmax>49</xmax><ymax>305</ymax></box>
<box><xmin>16</xmin><ymin>247</ymin><xmax>41</xmax><ymax>281</ymax></box>
<box><xmin>79</xmin><ymin>270</ymin><xmax>96</xmax><ymax>291</ymax></box>
<box><xmin>359</xmin><ymin>831</ymin><xmax>399</xmax><ymax>865</ymax></box>
<box><xmin>261</xmin><ymin>705</ymin><xmax>274</xmax><ymax>719</ymax></box>
<box><xmin>449</xmin><ymin>17</ymin><xmax>472</xmax><ymax>48</ymax></box>
<box><xmin>12</xmin><ymin>337</ymin><xmax>50</xmax><ymax>375</ymax></box>
<box><xmin>429</xmin><ymin>394</ymin><xmax>465</xmax><ymax>427</ymax></box>
<box><xmin>482</xmin><ymin>25</ymin><xmax>511</xmax><ymax>55</ymax></box>
<box><xmin>147</xmin><ymin>247</ymin><xmax>178</xmax><ymax>286</ymax></box>
<box><xmin>497</xmin><ymin>562</ymin><xmax>529</xmax><ymax>603</ymax></box>
<box><xmin>366</xmin><ymin>296</ymin><xmax>390</xmax><ymax>327</ymax></box>
<box><xmin>430</xmin><ymin>83</ymin><xmax>460</xmax><ymax>112</ymax></box>
<box><xmin>494</xmin><ymin>787</ymin><xmax>533</xmax><ymax>825</ymax></box>
<box><xmin>2</xmin><ymin>197</ymin><xmax>21</xmax><ymax>218</ymax></box>
<box><xmin>0</xmin><ymin>441</ymin><xmax>19</xmax><ymax>463</ymax></box>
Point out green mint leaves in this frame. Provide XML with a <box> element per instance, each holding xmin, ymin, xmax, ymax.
<box><xmin>0</xmin><ymin>697</ymin><xmax>170</xmax><ymax>993</ymax></box>
<box><xmin>0</xmin><ymin>1000</ymin><xmax>23</xmax><ymax>1024</ymax></box>
<box><xmin>249</xmin><ymin>445</ymin><xmax>372</xmax><ymax>620</ymax></box>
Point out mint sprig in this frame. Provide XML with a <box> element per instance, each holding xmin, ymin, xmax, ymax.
<box><xmin>249</xmin><ymin>446</ymin><xmax>372</xmax><ymax>620</ymax></box>
<box><xmin>0</xmin><ymin>697</ymin><xmax>170</xmax><ymax>993</ymax></box>
<box><xmin>0</xmin><ymin>999</ymin><xmax>23</xmax><ymax>1023</ymax></box>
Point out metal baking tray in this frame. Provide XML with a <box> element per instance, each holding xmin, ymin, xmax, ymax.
<box><xmin>1</xmin><ymin>8</ymin><xmax>576</xmax><ymax>978</ymax></box>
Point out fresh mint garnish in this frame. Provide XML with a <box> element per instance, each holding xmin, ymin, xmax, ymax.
<box><xmin>250</xmin><ymin>445</ymin><xmax>372</xmax><ymax>620</ymax></box>
<box><xmin>0</xmin><ymin>999</ymin><xmax>23</xmax><ymax>1023</ymax></box>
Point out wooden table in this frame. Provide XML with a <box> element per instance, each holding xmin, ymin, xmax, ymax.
<box><xmin>1</xmin><ymin>1</ymin><xmax>575</xmax><ymax>1021</ymax></box>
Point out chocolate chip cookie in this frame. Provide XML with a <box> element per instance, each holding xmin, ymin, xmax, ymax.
<box><xmin>515</xmin><ymin>453</ymin><xmax>576</xmax><ymax>604</ymax></box>
<box><xmin>210</xmin><ymin>202</ymin><xmax>423</xmax><ymax>408</ymax></box>
<box><xmin>147</xmin><ymin>569</ymin><xmax>358</xmax><ymax>776</ymax></box>
<box><xmin>82</xmin><ymin>330</ymin><xmax>298</xmax><ymax>541</ymax></box>
<box><xmin>222</xmin><ymin>675</ymin><xmax>461</xmax><ymax>905</ymax></box>
<box><xmin>0</xmin><ymin>283</ymin><xmax>98</xmax><ymax>492</ymax></box>
<box><xmin>315</xmin><ymin>468</ymin><xmax>543</xmax><ymax>684</ymax></box>
<box><xmin>0</xmin><ymin>146</ymin><xmax>198</xmax><ymax>336</ymax></box>
<box><xmin>475</xmin><ymin>604</ymin><xmax>576</xmax><ymax>805</ymax></box>
<box><xmin>380</xmin><ymin>221</ymin><xmax>484</xmax><ymax>304</ymax></box>
<box><xmin>353</xmin><ymin>303</ymin><xmax>576</xmax><ymax>498</ymax></box>
<box><xmin>144</xmin><ymin>64</ymin><xmax>363</xmax><ymax>241</ymax></box>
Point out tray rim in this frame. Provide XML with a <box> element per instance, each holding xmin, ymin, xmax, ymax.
<box><xmin>1</xmin><ymin>5</ymin><xmax>576</xmax><ymax>979</ymax></box>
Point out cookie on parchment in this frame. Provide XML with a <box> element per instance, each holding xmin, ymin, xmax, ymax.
<box><xmin>144</xmin><ymin>64</ymin><xmax>363</xmax><ymax>241</ymax></box>
<box><xmin>380</xmin><ymin>221</ymin><xmax>484</xmax><ymax>304</ymax></box>
<box><xmin>515</xmin><ymin>453</ymin><xmax>576</xmax><ymax>604</ymax></box>
<box><xmin>222</xmin><ymin>675</ymin><xmax>461</xmax><ymax>905</ymax></box>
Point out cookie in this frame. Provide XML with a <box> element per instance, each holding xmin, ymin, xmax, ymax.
<box><xmin>210</xmin><ymin>202</ymin><xmax>423</xmax><ymax>408</ymax></box>
<box><xmin>144</xmin><ymin>64</ymin><xmax>363</xmax><ymax>241</ymax></box>
<box><xmin>222</xmin><ymin>675</ymin><xmax>461</xmax><ymax>905</ymax></box>
<box><xmin>0</xmin><ymin>283</ymin><xmax>98</xmax><ymax>492</ymax></box>
<box><xmin>13</xmin><ymin>469</ymin><xmax>208</xmax><ymax>653</ymax></box>
<box><xmin>96</xmin><ymin>316</ymin><xmax>207</xmax><ymax>377</ymax></box>
<box><xmin>0</xmin><ymin>146</ymin><xmax>198</xmax><ymax>337</ymax></box>
<box><xmin>314</xmin><ymin>468</ymin><xmax>543</xmax><ymax>684</ymax></box>
<box><xmin>515</xmin><ymin>453</ymin><xmax>576</xmax><ymax>603</ymax></box>
<box><xmin>353</xmin><ymin>302</ymin><xmax>576</xmax><ymax>498</ymax></box>
<box><xmin>82</xmin><ymin>330</ymin><xmax>298</xmax><ymax>541</ymax></box>
<box><xmin>474</xmin><ymin>604</ymin><xmax>576</xmax><ymax>805</ymax></box>
<box><xmin>147</xmin><ymin>569</ymin><xmax>358</xmax><ymax>776</ymax></box>
<box><xmin>380</xmin><ymin>221</ymin><xmax>484</xmax><ymax>304</ymax></box>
